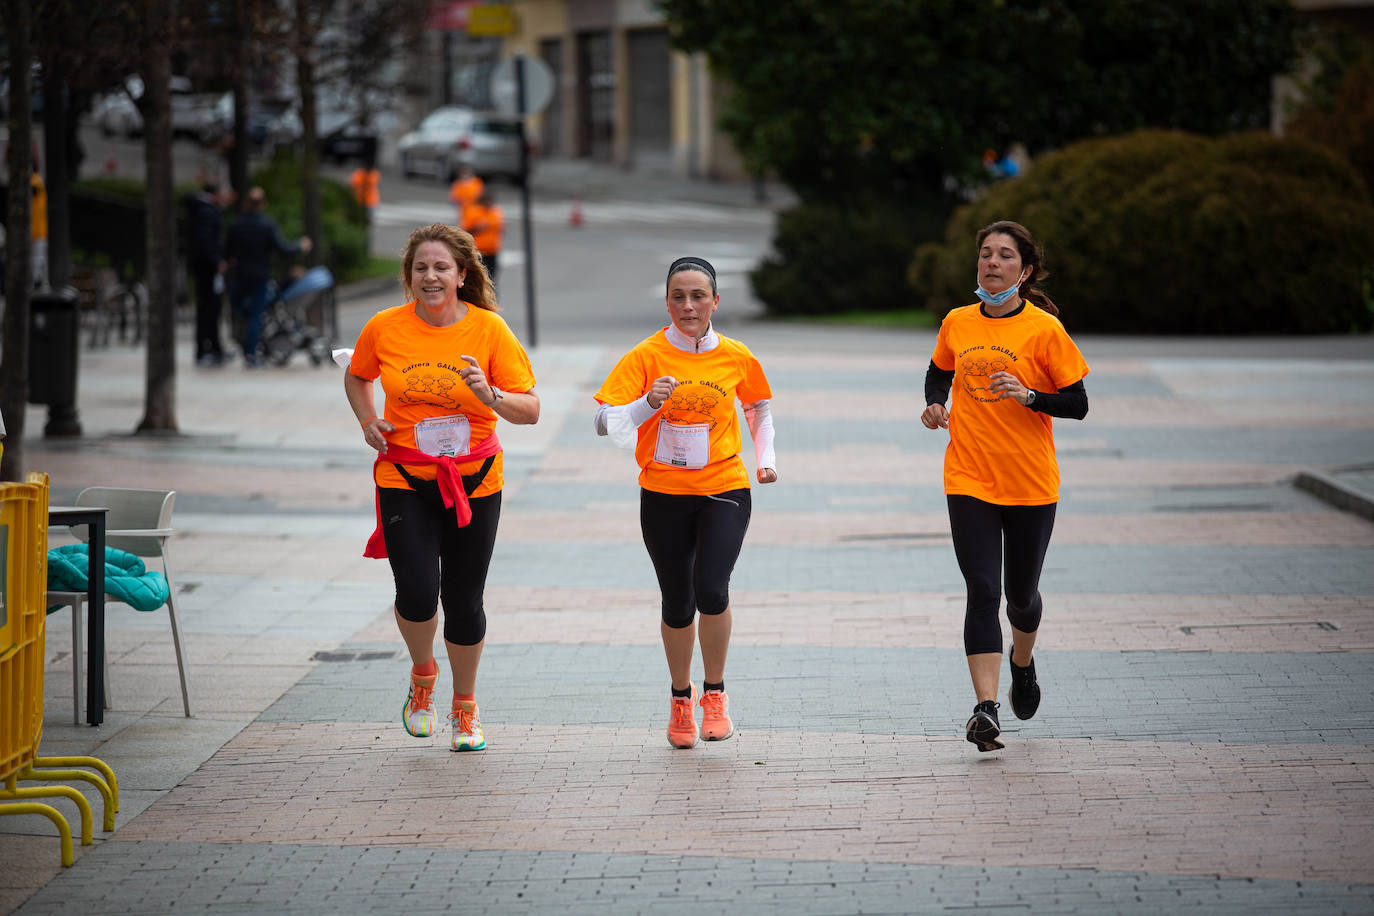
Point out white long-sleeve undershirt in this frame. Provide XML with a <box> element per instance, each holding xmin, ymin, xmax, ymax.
<box><xmin>595</xmin><ymin>394</ymin><xmax>776</xmax><ymax>472</ymax></box>
<box><xmin>593</xmin><ymin>322</ymin><xmax>775</xmax><ymax>472</ymax></box>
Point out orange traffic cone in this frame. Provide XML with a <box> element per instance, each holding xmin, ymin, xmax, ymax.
<box><xmin>569</xmin><ymin>196</ymin><xmax>584</xmax><ymax>228</ymax></box>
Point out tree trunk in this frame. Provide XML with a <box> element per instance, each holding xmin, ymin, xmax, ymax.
<box><xmin>135</xmin><ymin>0</ymin><xmax>178</xmax><ymax>433</ymax></box>
<box><xmin>228</xmin><ymin>3</ymin><xmax>250</xmax><ymax>204</ymax></box>
<box><xmin>296</xmin><ymin>0</ymin><xmax>323</xmax><ymax>268</ymax></box>
<box><xmin>1</xmin><ymin>0</ymin><xmax>34</xmax><ymax>480</ymax></box>
<box><xmin>42</xmin><ymin>51</ymin><xmax>71</xmax><ymax>291</ymax></box>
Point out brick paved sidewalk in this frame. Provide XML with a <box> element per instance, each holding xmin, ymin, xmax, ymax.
<box><xmin>3</xmin><ymin>309</ymin><xmax>1373</xmax><ymax>914</ymax></box>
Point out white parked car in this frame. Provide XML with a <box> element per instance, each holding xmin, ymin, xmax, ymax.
<box><xmin>397</xmin><ymin>106</ymin><xmax>526</xmax><ymax>183</ymax></box>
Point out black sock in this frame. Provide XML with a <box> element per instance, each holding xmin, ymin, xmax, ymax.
<box><xmin>703</xmin><ymin>680</ymin><xmax>724</xmax><ymax>693</ymax></box>
<box><xmin>671</xmin><ymin>685</ymin><xmax>692</xmax><ymax>698</ymax></box>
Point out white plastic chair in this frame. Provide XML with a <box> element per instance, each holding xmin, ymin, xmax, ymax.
<box><xmin>46</xmin><ymin>487</ymin><xmax>191</xmax><ymax>717</ymax></box>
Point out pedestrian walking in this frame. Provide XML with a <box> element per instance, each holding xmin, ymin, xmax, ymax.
<box><xmin>224</xmin><ymin>187</ymin><xmax>311</xmax><ymax>367</ymax></box>
<box><xmin>593</xmin><ymin>256</ymin><xmax>777</xmax><ymax>749</ymax></box>
<box><xmin>344</xmin><ymin>223</ymin><xmax>539</xmax><ymax>752</ymax></box>
<box><xmin>920</xmin><ymin>220</ymin><xmax>1089</xmax><ymax>752</ymax></box>
<box><xmin>460</xmin><ymin>188</ymin><xmax>504</xmax><ymax>288</ymax></box>
<box><xmin>30</xmin><ymin>165</ymin><xmax>48</xmax><ymax>290</ymax></box>
<box><xmin>448</xmin><ymin>165</ymin><xmax>483</xmax><ymax>225</ymax></box>
<box><xmin>184</xmin><ymin>172</ymin><xmax>227</xmax><ymax>366</ymax></box>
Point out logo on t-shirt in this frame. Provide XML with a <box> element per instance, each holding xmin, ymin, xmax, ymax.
<box><xmin>959</xmin><ymin>346</ymin><xmax>1018</xmax><ymax>404</ymax></box>
<box><xmin>662</xmin><ymin>382</ymin><xmax>724</xmax><ymax>429</ymax></box>
<box><xmin>398</xmin><ymin>372</ymin><xmax>461</xmax><ymax>408</ymax></box>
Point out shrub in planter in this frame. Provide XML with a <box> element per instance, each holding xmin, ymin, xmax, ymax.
<box><xmin>910</xmin><ymin>129</ymin><xmax>1374</xmax><ymax>334</ymax></box>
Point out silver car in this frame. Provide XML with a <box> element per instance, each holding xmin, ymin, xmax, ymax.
<box><xmin>397</xmin><ymin>106</ymin><xmax>525</xmax><ymax>183</ymax></box>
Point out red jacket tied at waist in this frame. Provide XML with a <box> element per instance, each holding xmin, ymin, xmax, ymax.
<box><xmin>364</xmin><ymin>434</ymin><xmax>502</xmax><ymax>558</ymax></box>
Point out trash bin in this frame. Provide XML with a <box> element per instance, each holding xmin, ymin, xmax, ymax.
<box><xmin>28</xmin><ymin>286</ymin><xmax>80</xmax><ymax>406</ymax></box>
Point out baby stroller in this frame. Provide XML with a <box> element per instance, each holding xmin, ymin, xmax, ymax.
<box><xmin>259</xmin><ymin>265</ymin><xmax>336</xmax><ymax>367</ymax></box>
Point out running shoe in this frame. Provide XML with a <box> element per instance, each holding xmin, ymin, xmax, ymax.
<box><xmin>699</xmin><ymin>688</ymin><xmax>734</xmax><ymax>741</ymax></box>
<box><xmin>1008</xmin><ymin>653</ymin><xmax>1041</xmax><ymax>720</ymax></box>
<box><xmin>449</xmin><ymin>699</ymin><xmax>486</xmax><ymax>752</ymax></box>
<box><xmin>402</xmin><ymin>671</ymin><xmax>438</xmax><ymax>737</ymax></box>
<box><xmin>667</xmin><ymin>684</ymin><xmax>699</xmax><ymax>749</ymax></box>
<box><xmin>966</xmin><ymin>700</ymin><xmax>1004</xmax><ymax>752</ymax></box>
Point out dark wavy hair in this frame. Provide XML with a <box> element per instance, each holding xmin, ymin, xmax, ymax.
<box><xmin>976</xmin><ymin>220</ymin><xmax>1058</xmax><ymax>316</ymax></box>
<box><xmin>399</xmin><ymin>223</ymin><xmax>499</xmax><ymax>312</ymax></box>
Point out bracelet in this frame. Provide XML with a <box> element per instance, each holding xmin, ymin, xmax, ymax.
<box><xmin>361</xmin><ymin>416</ymin><xmax>376</xmax><ymax>428</ymax></box>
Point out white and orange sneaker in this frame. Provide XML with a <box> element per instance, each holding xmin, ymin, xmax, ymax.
<box><xmin>699</xmin><ymin>688</ymin><xmax>734</xmax><ymax>741</ymax></box>
<box><xmin>667</xmin><ymin>684</ymin><xmax>699</xmax><ymax>749</ymax></box>
<box><xmin>449</xmin><ymin>699</ymin><xmax>486</xmax><ymax>752</ymax></box>
<box><xmin>402</xmin><ymin>672</ymin><xmax>438</xmax><ymax>737</ymax></box>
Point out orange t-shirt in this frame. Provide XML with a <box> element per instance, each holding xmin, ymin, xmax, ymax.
<box><xmin>930</xmin><ymin>303</ymin><xmax>1089</xmax><ymax>505</ymax></box>
<box><xmin>595</xmin><ymin>329</ymin><xmax>772</xmax><ymax>496</ymax></box>
<box><xmin>461</xmin><ymin>203</ymin><xmax>504</xmax><ymax>256</ymax></box>
<box><xmin>350</xmin><ymin>302</ymin><xmax>536</xmax><ymax>496</ymax></box>
<box><xmin>449</xmin><ymin>176</ymin><xmax>484</xmax><ymax>214</ymax></box>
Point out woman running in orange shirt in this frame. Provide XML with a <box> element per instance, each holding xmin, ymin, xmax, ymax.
<box><xmin>594</xmin><ymin>257</ymin><xmax>777</xmax><ymax>749</ymax></box>
<box><xmin>921</xmin><ymin>220</ymin><xmax>1089</xmax><ymax>753</ymax></box>
<box><xmin>344</xmin><ymin>223</ymin><xmax>539</xmax><ymax>752</ymax></box>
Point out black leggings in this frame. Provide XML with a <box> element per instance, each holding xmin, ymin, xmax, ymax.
<box><xmin>378</xmin><ymin>485</ymin><xmax>501</xmax><ymax>646</ymax></box>
<box><xmin>641</xmin><ymin>488</ymin><xmax>752</xmax><ymax>629</ymax></box>
<box><xmin>947</xmin><ymin>494</ymin><xmax>1057</xmax><ymax>655</ymax></box>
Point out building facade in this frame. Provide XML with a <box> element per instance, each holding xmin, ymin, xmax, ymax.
<box><xmin>423</xmin><ymin>0</ymin><xmax>748</xmax><ymax>180</ymax></box>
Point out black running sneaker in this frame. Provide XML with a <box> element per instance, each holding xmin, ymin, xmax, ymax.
<box><xmin>1008</xmin><ymin>654</ymin><xmax>1041</xmax><ymax>720</ymax></box>
<box><xmin>965</xmin><ymin>700</ymin><xmax>1004</xmax><ymax>752</ymax></box>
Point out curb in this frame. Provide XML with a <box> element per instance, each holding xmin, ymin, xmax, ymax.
<box><xmin>1292</xmin><ymin>469</ymin><xmax>1374</xmax><ymax>522</ymax></box>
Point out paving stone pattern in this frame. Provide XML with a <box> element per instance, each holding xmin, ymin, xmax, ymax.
<box><xmin>8</xmin><ymin>323</ymin><xmax>1374</xmax><ymax>915</ymax></box>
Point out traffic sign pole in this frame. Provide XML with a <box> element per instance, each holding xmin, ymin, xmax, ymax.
<box><xmin>516</xmin><ymin>55</ymin><xmax>538</xmax><ymax>349</ymax></box>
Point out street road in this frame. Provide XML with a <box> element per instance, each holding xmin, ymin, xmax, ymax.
<box><xmin>72</xmin><ymin>124</ymin><xmax>779</xmax><ymax>347</ymax></box>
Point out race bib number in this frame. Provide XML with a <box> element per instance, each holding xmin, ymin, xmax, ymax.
<box><xmin>414</xmin><ymin>414</ymin><xmax>471</xmax><ymax>457</ymax></box>
<box><xmin>653</xmin><ymin>419</ymin><xmax>709</xmax><ymax>469</ymax></box>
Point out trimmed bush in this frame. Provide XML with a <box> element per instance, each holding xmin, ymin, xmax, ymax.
<box><xmin>752</xmin><ymin>194</ymin><xmax>950</xmax><ymax>317</ymax></box>
<box><xmin>910</xmin><ymin>129</ymin><xmax>1374</xmax><ymax>334</ymax></box>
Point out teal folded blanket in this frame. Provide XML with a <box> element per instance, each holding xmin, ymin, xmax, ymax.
<box><xmin>47</xmin><ymin>543</ymin><xmax>170</xmax><ymax>612</ymax></box>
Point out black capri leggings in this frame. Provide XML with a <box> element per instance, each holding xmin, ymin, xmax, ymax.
<box><xmin>947</xmin><ymin>494</ymin><xmax>1057</xmax><ymax>656</ymax></box>
<box><xmin>378</xmin><ymin>483</ymin><xmax>502</xmax><ymax>646</ymax></box>
<box><xmin>641</xmin><ymin>488</ymin><xmax>752</xmax><ymax>629</ymax></box>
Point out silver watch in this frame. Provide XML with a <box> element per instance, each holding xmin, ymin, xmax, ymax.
<box><xmin>1025</xmin><ymin>389</ymin><xmax>1037</xmax><ymax>406</ymax></box>
<box><xmin>488</xmin><ymin>387</ymin><xmax>504</xmax><ymax>407</ymax></box>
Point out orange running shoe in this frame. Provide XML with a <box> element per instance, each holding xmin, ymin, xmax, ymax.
<box><xmin>403</xmin><ymin>672</ymin><xmax>438</xmax><ymax>737</ymax></box>
<box><xmin>667</xmin><ymin>684</ymin><xmax>698</xmax><ymax>749</ymax></box>
<box><xmin>699</xmin><ymin>688</ymin><xmax>734</xmax><ymax>741</ymax></box>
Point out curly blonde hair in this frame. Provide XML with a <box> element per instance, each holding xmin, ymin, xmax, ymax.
<box><xmin>399</xmin><ymin>223</ymin><xmax>499</xmax><ymax>312</ymax></box>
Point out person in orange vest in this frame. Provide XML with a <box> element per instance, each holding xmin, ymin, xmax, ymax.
<box><xmin>31</xmin><ymin>166</ymin><xmax>49</xmax><ymax>290</ymax></box>
<box><xmin>349</xmin><ymin>158</ymin><xmax>381</xmax><ymax>224</ymax></box>
<box><xmin>448</xmin><ymin>165</ymin><xmax>483</xmax><ymax>225</ymax></box>
<box><xmin>461</xmin><ymin>187</ymin><xmax>504</xmax><ymax>288</ymax></box>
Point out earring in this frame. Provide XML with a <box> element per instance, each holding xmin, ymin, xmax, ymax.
<box><xmin>458</xmin><ymin>279</ymin><xmax>464</xmax><ymax>287</ymax></box>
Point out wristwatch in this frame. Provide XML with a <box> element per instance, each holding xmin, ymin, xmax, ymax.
<box><xmin>1025</xmin><ymin>389</ymin><xmax>1037</xmax><ymax>407</ymax></box>
<box><xmin>488</xmin><ymin>387</ymin><xmax>504</xmax><ymax>407</ymax></box>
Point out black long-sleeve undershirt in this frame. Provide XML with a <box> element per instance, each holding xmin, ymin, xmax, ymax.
<box><xmin>924</xmin><ymin>361</ymin><xmax>1089</xmax><ymax>420</ymax></box>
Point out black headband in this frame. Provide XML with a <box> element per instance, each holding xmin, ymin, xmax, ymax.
<box><xmin>667</xmin><ymin>256</ymin><xmax>717</xmax><ymax>286</ymax></box>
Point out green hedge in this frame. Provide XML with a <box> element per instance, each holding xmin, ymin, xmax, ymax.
<box><xmin>909</xmin><ymin>129</ymin><xmax>1374</xmax><ymax>334</ymax></box>
<box><xmin>752</xmin><ymin>193</ymin><xmax>950</xmax><ymax>316</ymax></box>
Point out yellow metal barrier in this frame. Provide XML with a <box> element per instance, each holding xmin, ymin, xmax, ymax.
<box><xmin>0</xmin><ymin>472</ymin><xmax>119</xmax><ymax>866</ymax></box>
